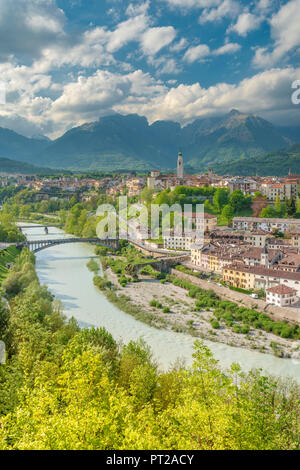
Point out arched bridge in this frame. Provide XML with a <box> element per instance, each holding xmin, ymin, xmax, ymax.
<box><xmin>17</xmin><ymin>238</ymin><xmax>120</xmax><ymax>253</ymax></box>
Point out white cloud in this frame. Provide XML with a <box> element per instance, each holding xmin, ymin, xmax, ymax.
<box><xmin>3</xmin><ymin>65</ymin><xmax>300</xmax><ymax>137</ymax></box>
<box><xmin>183</xmin><ymin>44</ymin><xmax>210</xmax><ymax>63</ymax></box>
<box><xmin>107</xmin><ymin>14</ymin><xmax>149</xmax><ymax>52</ymax></box>
<box><xmin>126</xmin><ymin>1</ymin><xmax>150</xmax><ymax>17</ymax></box>
<box><xmin>170</xmin><ymin>38</ymin><xmax>188</xmax><ymax>52</ymax></box>
<box><xmin>0</xmin><ymin>0</ymin><xmax>66</xmax><ymax>61</ymax></box>
<box><xmin>140</xmin><ymin>26</ymin><xmax>177</xmax><ymax>56</ymax></box>
<box><xmin>124</xmin><ymin>66</ymin><xmax>300</xmax><ymax>127</ymax></box>
<box><xmin>199</xmin><ymin>0</ymin><xmax>240</xmax><ymax>24</ymax></box>
<box><xmin>213</xmin><ymin>42</ymin><xmax>241</xmax><ymax>55</ymax></box>
<box><xmin>253</xmin><ymin>0</ymin><xmax>300</xmax><ymax>68</ymax></box>
<box><xmin>45</xmin><ymin>69</ymin><xmax>167</xmax><ymax>136</ymax></box>
<box><xmin>149</xmin><ymin>56</ymin><xmax>181</xmax><ymax>74</ymax></box>
<box><xmin>161</xmin><ymin>0</ymin><xmax>220</xmax><ymax>8</ymax></box>
<box><xmin>229</xmin><ymin>12</ymin><xmax>263</xmax><ymax>36</ymax></box>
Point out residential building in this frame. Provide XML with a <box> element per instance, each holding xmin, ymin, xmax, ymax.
<box><xmin>266</xmin><ymin>285</ymin><xmax>298</xmax><ymax>307</ymax></box>
<box><xmin>222</xmin><ymin>264</ymin><xmax>256</xmax><ymax>291</ymax></box>
<box><xmin>223</xmin><ymin>264</ymin><xmax>300</xmax><ymax>296</ymax></box>
<box><xmin>233</xmin><ymin>217</ymin><xmax>300</xmax><ymax>234</ymax></box>
<box><xmin>164</xmin><ymin>234</ymin><xmax>196</xmax><ymax>251</ymax></box>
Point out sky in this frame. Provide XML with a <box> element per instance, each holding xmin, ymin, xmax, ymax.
<box><xmin>0</xmin><ymin>0</ymin><xmax>299</xmax><ymax>139</ymax></box>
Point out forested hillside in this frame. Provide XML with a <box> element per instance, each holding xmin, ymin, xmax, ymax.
<box><xmin>216</xmin><ymin>143</ymin><xmax>300</xmax><ymax>176</ymax></box>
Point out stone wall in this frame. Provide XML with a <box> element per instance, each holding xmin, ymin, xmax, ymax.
<box><xmin>170</xmin><ymin>269</ymin><xmax>300</xmax><ymax>326</ymax></box>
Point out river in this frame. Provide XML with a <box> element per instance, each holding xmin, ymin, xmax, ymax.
<box><xmin>22</xmin><ymin>224</ymin><xmax>300</xmax><ymax>381</ymax></box>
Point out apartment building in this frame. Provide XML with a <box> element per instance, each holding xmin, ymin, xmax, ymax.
<box><xmin>266</xmin><ymin>285</ymin><xmax>298</xmax><ymax>307</ymax></box>
<box><xmin>261</xmin><ymin>180</ymin><xmax>298</xmax><ymax>201</ymax></box>
<box><xmin>233</xmin><ymin>217</ymin><xmax>300</xmax><ymax>234</ymax></box>
<box><xmin>223</xmin><ymin>264</ymin><xmax>300</xmax><ymax>297</ymax></box>
<box><xmin>222</xmin><ymin>265</ymin><xmax>256</xmax><ymax>291</ymax></box>
<box><xmin>243</xmin><ymin>230</ymin><xmax>270</xmax><ymax>247</ymax></box>
<box><xmin>164</xmin><ymin>235</ymin><xmax>196</xmax><ymax>251</ymax></box>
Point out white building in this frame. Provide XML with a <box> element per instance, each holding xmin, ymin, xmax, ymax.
<box><xmin>164</xmin><ymin>235</ymin><xmax>196</xmax><ymax>251</ymax></box>
<box><xmin>266</xmin><ymin>285</ymin><xmax>298</xmax><ymax>307</ymax></box>
<box><xmin>233</xmin><ymin>217</ymin><xmax>300</xmax><ymax>234</ymax></box>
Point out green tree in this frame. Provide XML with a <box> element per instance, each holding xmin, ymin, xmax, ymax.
<box><xmin>213</xmin><ymin>188</ymin><xmax>229</xmax><ymax>213</ymax></box>
<box><xmin>222</xmin><ymin>204</ymin><xmax>234</xmax><ymax>224</ymax></box>
<box><xmin>286</xmin><ymin>198</ymin><xmax>296</xmax><ymax>217</ymax></box>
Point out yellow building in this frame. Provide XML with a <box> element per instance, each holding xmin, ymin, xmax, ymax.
<box><xmin>222</xmin><ymin>265</ymin><xmax>256</xmax><ymax>290</ymax></box>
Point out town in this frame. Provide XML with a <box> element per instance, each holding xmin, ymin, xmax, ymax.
<box><xmin>1</xmin><ymin>151</ymin><xmax>300</xmax><ymax>319</ymax></box>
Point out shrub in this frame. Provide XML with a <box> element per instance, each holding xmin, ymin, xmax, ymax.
<box><xmin>210</xmin><ymin>319</ymin><xmax>220</xmax><ymax>330</ymax></box>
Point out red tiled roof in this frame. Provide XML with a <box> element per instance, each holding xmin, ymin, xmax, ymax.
<box><xmin>266</xmin><ymin>284</ymin><xmax>297</xmax><ymax>295</ymax></box>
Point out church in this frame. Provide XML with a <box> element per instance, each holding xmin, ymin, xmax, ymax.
<box><xmin>147</xmin><ymin>151</ymin><xmax>200</xmax><ymax>190</ymax></box>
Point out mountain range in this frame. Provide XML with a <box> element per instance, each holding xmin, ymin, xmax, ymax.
<box><xmin>0</xmin><ymin>110</ymin><xmax>299</xmax><ymax>174</ymax></box>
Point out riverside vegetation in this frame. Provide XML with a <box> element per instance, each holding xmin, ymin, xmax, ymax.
<box><xmin>0</xmin><ymin>249</ymin><xmax>300</xmax><ymax>450</ymax></box>
<box><xmin>94</xmin><ymin>245</ymin><xmax>300</xmax><ymax>359</ymax></box>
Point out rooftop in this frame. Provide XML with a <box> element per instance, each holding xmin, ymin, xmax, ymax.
<box><xmin>266</xmin><ymin>285</ymin><xmax>297</xmax><ymax>295</ymax></box>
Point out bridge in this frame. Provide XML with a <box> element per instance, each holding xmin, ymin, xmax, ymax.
<box><xmin>18</xmin><ymin>224</ymin><xmax>63</xmax><ymax>231</ymax></box>
<box><xmin>133</xmin><ymin>254</ymin><xmax>190</xmax><ymax>274</ymax></box>
<box><xmin>17</xmin><ymin>238</ymin><xmax>120</xmax><ymax>253</ymax></box>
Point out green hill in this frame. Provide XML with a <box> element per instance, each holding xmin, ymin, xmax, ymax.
<box><xmin>0</xmin><ymin>157</ymin><xmax>67</xmax><ymax>175</ymax></box>
<box><xmin>214</xmin><ymin>143</ymin><xmax>300</xmax><ymax>176</ymax></box>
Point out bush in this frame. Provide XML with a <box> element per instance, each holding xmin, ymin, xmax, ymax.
<box><xmin>149</xmin><ymin>300</ymin><xmax>163</xmax><ymax>309</ymax></box>
<box><xmin>241</xmin><ymin>325</ymin><xmax>250</xmax><ymax>335</ymax></box>
<box><xmin>162</xmin><ymin>307</ymin><xmax>171</xmax><ymax>314</ymax></box>
<box><xmin>210</xmin><ymin>319</ymin><xmax>220</xmax><ymax>330</ymax></box>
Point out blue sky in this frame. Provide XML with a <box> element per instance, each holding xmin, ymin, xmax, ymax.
<box><xmin>0</xmin><ymin>0</ymin><xmax>299</xmax><ymax>138</ymax></box>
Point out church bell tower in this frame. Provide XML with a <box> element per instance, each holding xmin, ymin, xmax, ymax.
<box><xmin>177</xmin><ymin>151</ymin><xmax>184</xmax><ymax>179</ymax></box>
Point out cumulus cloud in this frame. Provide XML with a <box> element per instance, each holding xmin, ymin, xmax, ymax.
<box><xmin>124</xmin><ymin>66</ymin><xmax>300</xmax><ymax>127</ymax></box>
<box><xmin>253</xmin><ymin>0</ymin><xmax>300</xmax><ymax>68</ymax></box>
<box><xmin>199</xmin><ymin>0</ymin><xmax>240</xmax><ymax>24</ymax></box>
<box><xmin>170</xmin><ymin>38</ymin><xmax>188</xmax><ymax>52</ymax></box>
<box><xmin>161</xmin><ymin>0</ymin><xmax>220</xmax><ymax>9</ymax></box>
<box><xmin>106</xmin><ymin>14</ymin><xmax>149</xmax><ymax>52</ymax></box>
<box><xmin>0</xmin><ymin>0</ymin><xmax>298</xmax><ymax>139</ymax></box>
<box><xmin>213</xmin><ymin>42</ymin><xmax>241</xmax><ymax>55</ymax></box>
<box><xmin>140</xmin><ymin>27</ymin><xmax>177</xmax><ymax>56</ymax></box>
<box><xmin>183</xmin><ymin>44</ymin><xmax>210</xmax><ymax>63</ymax></box>
<box><xmin>46</xmin><ymin>69</ymin><xmax>167</xmax><ymax>135</ymax></box>
<box><xmin>228</xmin><ymin>12</ymin><xmax>263</xmax><ymax>36</ymax></box>
<box><xmin>0</xmin><ymin>0</ymin><xmax>66</xmax><ymax>62</ymax></box>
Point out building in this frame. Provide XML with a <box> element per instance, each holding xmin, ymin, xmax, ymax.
<box><xmin>164</xmin><ymin>234</ymin><xmax>196</xmax><ymax>251</ymax></box>
<box><xmin>222</xmin><ymin>264</ymin><xmax>256</xmax><ymax>291</ymax></box>
<box><xmin>266</xmin><ymin>285</ymin><xmax>298</xmax><ymax>307</ymax></box>
<box><xmin>226</xmin><ymin>177</ymin><xmax>258</xmax><ymax>195</ymax></box>
<box><xmin>233</xmin><ymin>217</ymin><xmax>300</xmax><ymax>234</ymax></box>
<box><xmin>243</xmin><ymin>230</ymin><xmax>270</xmax><ymax>247</ymax></box>
<box><xmin>223</xmin><ymin>263</ymin><xmax>300</xmax><ymax>296</ymax></box>
<box><xmin>177</xmin><ymin>152</ymin><xmax>184</xmax><ymax>179</ymax></box>
<box><xmin>243</xmin><ymin>246</ymin><xmax>283</xmax><ymax>268</ymax></box>
<box><xmin>261</xmin><ymin>179</ymin><xmax>298</xmax><ymax>201</ymax></box>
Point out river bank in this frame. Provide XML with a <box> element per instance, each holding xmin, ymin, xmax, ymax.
<box><xmin>99</xmin><ymin>263</ymin><xmax>300</xmax><ymax>360</ymax></box>
<box><xmin>20</xmin><ymin>224</ymin><xmax>300</xmax><ymax>381</ymax></box>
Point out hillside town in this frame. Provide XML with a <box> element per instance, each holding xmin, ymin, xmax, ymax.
<box><xmin>2</xmin><ymin>152</ymin><xmax>300</xmax><ymax>314</ymax></box>
<box><xmin>1</xmin><ymin>151</ymin><xmax>300</xmax><ymax>201</ymax></box>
